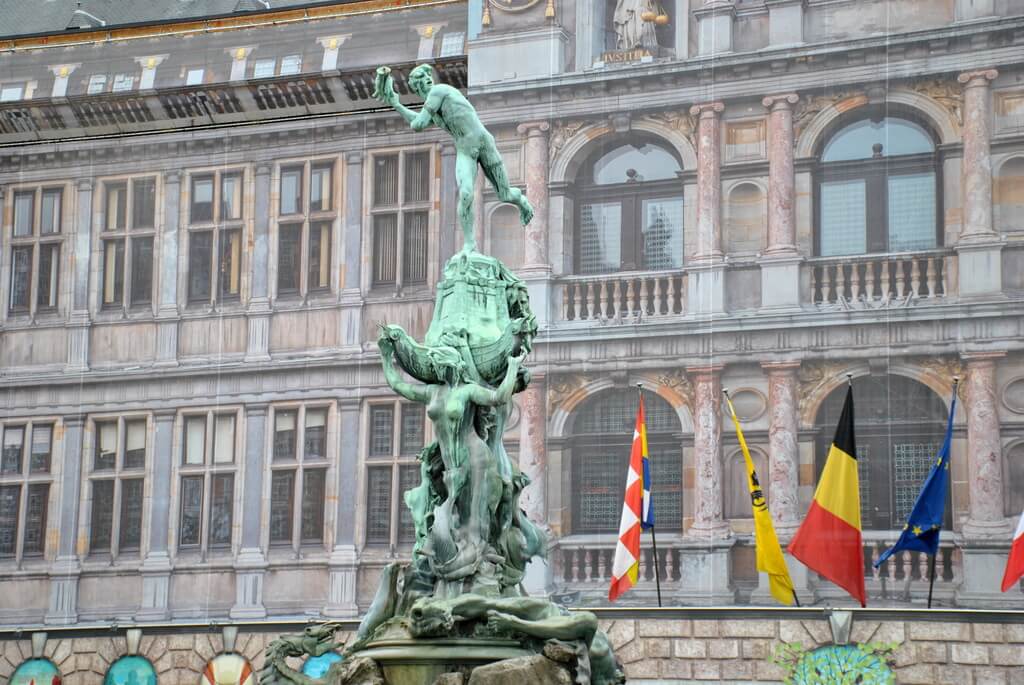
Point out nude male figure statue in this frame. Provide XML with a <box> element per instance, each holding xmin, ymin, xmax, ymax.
<box><xmin>373</xmin><ymin>64</ymin><xmax>534</xmax><ymax>254</ymax></box>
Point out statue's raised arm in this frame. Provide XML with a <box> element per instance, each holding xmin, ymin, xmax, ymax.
<box><xmin>373</xmin><ymin>64</ymin><xmax>534</xmax><ymax>255</ymax></box>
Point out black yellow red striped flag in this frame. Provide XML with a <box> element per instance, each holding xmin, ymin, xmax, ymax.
<box><xmin>787</xmin><ymin>385</ymin><xmax>866</xmax><ymax>607</ymax></box>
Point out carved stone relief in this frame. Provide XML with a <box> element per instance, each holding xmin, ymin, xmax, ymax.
<box><xmin>913</xmin><ymin>78</ymin><xmax>964</xmax><ymax>126</ymax></box>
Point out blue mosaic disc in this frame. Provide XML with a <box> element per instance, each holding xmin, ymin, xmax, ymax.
<box><xmin>104</xmin><ymin>655</ymin><xmax>157</xmax><ymax>685</ymax></box>
<box><xmin>10</xmin><ymin>657</ymin><xmax>62</xmax><ymax>685</ymax></box>
<box><xmin>301</xmin><ymin>651</ymin><xmax>343</xmax><ymax>678</ymax></box>
<box><xmin>792</xmin><ymin>645</ymin><xmax>894</xmax><ymax>685</ymax></box>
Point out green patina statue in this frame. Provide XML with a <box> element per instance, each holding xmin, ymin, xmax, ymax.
<box><xmin>264</xmin><ymin>64</ymin><xmax>624</xmax><ymax>685</ymax></box>
<box><xmin>372</xmin><ymin>64</ymin><xmax>533</xmax><ymax>254</ymax></box>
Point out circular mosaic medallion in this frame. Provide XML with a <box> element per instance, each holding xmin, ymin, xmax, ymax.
<box><xmin>11</xmin><ymin>658</ymin><xmax>61</xmax><ymax>685</ymax></box>
<box><xmin>792</xmin><ymin>645</ymin><xmax>893</xmax><ymax>685</ymax></box>
<box><xmin>302</xmin><ymin>651</ymin><xmax>343</xmax><ymax>678</ymax></box>
<box><xmin>200</xmin><ymin>654</ymin><xmax>255</xmax><ymax>685</ymax></box>
<box><xmin>105</xmin><ymin>655</ymin><xmax>157</xmax><ymax>685</ymax></box>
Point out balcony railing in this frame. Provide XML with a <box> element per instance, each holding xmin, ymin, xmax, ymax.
<box><xmin>557</xmin><ymin>269</ymin><xmax>688</xmax><ymax>322</ymax></box>
<box><xmin>808</xmin><ymin>249</ymin><xmax>954</xmax><ymax>309</ymax></box>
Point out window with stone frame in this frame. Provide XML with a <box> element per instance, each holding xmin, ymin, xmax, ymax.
<box><xmin>187</xmin><ymin>170</ymin><xmax>244</xmax><ymax>304</ymax></box>
<box><xmin>100</xmin><ymin>176</ymin><xmax>157</xmax><ymax>311</ymax></box>
<box><xmin>816</xmin><ymin>113</ymin><xmax>941</xmax><ymax>257</ymax></box>
<box><xmin>87</xmin><ymin>416</ymin><xmax>148</xmax><ymax>557</ymax></box>
<box><xmin>176</xmin><ymin>410</ymin><xmax>239</xmax><ymax>552</ymax></box>
<box><xmin>8</xmin><ymin>185</ymin><xmax>65</xmax><ymax>315</ymax></box>
<box><xmin>813</xmin><ymin>376</ymin><xmax>948</xmax><ymax>530</ymax></box>
<box><xmin>574</xmin><ymin>136</ymin><xmax>684</xmax><ymax>274</ymax></box>
<box><xmin>364</xmin><ymin>402</ymin><xmax>427</xmax><ymax>547</ymax></box>
<box><xmin>276</xmin><ymin>160</ymin><xmax>336</xmax><ymax>299</ymax></box>
<box><xmin>0</xmin><ymin>421</ymin><xmax>55</xmax><ymax>561</ymax></box>
<box><xmin>268</xmin><ymin>404</ymin><xmax>331</xmax><ymax>549</ymax></box>
<box><xmin>370</xmin><ymin>149</ymin><xmax>432</xmax><ymax>289</ymax></box>
<box><xmin>569</xmin><ymin>389</ymin><xmax>682</xmax><ymax>534</ymax></box>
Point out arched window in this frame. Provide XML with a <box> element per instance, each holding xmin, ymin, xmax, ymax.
<box><xmin>817</xmin><ymin>115</ymin><xmax>940</xmax><ymax>257</ymax></box>
<box><xmin>575</xmin><ymin>137</ymin><xmax>684</xmax><ymax>274</ymax></box>
<box><xmin>569</xmin><ymin>389</ymin><xmax>682</xmax><ymax>533</ymax></box>
<box><xmin>814</xmin><ymin>376</ymin><xmax>948</xmax><ymax>530</ymax></box>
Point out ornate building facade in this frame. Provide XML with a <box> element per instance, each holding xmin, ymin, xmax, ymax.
<box><xmin>1</xmin><ymin>0</ymin><xmax>1024</xmax><ymax>637</ymax></box>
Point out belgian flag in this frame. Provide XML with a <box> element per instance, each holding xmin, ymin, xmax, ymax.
<box><xmin>787</xmin><ymin>385</ymin><xmax>866</xmax><ymax>607</ymax></box>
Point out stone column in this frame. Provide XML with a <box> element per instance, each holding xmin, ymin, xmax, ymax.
<box><xmin>958</xmin><ymin>352</ymin><xmax>1013</xmax><ymax>607</ymax></box>
<box><xmin>231</xmin><ymin>404</ymin><xmax>268</xmax><ymax>619</ymax></box>
<box><xmin>956</xmin><ymin>69</ymin><xmax>1003</xmax><ymax>298</ymax></box>
<box><xmin>324</xmin><ymin>400</ymin><xmax>360</xmax><ymax>617</ymax></box>
<box><xmin>687</xmin><ymin>366</ymin><xmax>729</xmax><ymax>538</ymax></box>
<box><xmin>517</xmin><ymin>121</ymin><xmax>551</xmax><ymax>271</ymax></box>
<box><xmin>66</xmin><ymin>179</ymin><xmax>93</xmax><ymax>373</ymax></box>
<box><xmin>762</xmin><ymin>362</ymin><xmax>801</xmax><ymax>539</ymax></box>
<box><xmin>245</xmin><ymin>163</ymin><xmax>272</xmax><ymax>362</ymax></box>
<box><xmin>137</xmin><ymin>410</ymin><xmax>175</xmax><ymax>621</ymax></box>
<box><xmin>688</xmin><ymin>103</ymin><xmax>726</xmax><ymax>316</ymax></box>
<box><xmin>962</xmin><ymin>353</ymin><xmax>1010</xmax><ymax>537</ymax></box>
<box><xmin>156</xmin><ymin>171</ymin><xmax>180</xmax><ymax>367</ymax></box>
<box><xmin>679</xmin><ymin>367</ymin><xmax>734</xmax><ymax>603</ymax></box>
<box><xmin>46</xmin><ymin>414</ymin><xmax>85</xmax><ymax>625</ymax></box>
<box><xmin>760</xmin><ymin>94</ymin><xmax>802</xmax><ymax>310</ymax></box>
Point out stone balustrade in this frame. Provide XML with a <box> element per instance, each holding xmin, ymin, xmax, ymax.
<box><xmin>808</xmin><ymin>249</ymin><xmax>954</xmax><ymax>308</ymax></box>
<box><xmin>557</xmin><ymin>269</ymin><xmax>688</xmax><ymax>322</ymax></box>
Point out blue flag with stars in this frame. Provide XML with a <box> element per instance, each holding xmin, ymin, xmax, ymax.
<box><xmin>874</xmin><ymin>385</ymin><xmax>958</xmax><ymax>566</ymax></box>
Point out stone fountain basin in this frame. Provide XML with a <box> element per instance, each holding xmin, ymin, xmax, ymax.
<box><xmin>355</xmin><ymin>636</ymin><xmax>534</xmax><ymax>685</ymax></box>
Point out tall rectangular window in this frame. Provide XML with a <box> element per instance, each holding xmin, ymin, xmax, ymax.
<box><xmin>88</xmin><ymin>416</ymin><xmax>148</xmax><ymax>557</ymax></box>
<box><xmin>365</xmin><ymin>401</ymin><xmax>426</xmax><ymax>547</ymax></box>
<box><xmin>275</xmin><ymin>160</ymin><xmax>335</xmax><ymax>298</ymax></box>
<box><xmin>9</xmin><ymin>186</ymin><xmax>64</xmax><ymax>315</ymax></box>
<box><xmin>177</xmin><ymin>411</ymin><xmax>238</xmax><ymax>552</ymax></box>
<box><xmin>101</xmin><ymin>177</ymin><xmax>157</xmax><ymax>309</ymax></box>
<box><xmin>268</xmin><ymin>404</ymin><xmax>331</xmax><ymax>548</ymax></box>
<box><xmin>0</xmin><ymin>421</ymin><xmax>54</xmax><ymax>560</ymax></box>
<box><xmin>371</xmin><ymin>151</ymin><xmax>432</xmax><ymax>288</ymax></box>
<box><xmin>188</xmin><ymin>170</ymin><xmax>244</xmax><ymax>304</ymax></box>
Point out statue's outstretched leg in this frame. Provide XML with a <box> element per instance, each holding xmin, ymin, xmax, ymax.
<box><xmin>480</xmin><ymin>143</ymin><xmax>533</xmax><ymax>226</ymax></box>
<box><xmin>485</xmin><ymin>608</ymin><xmax>598</xmax><ymax>645</ymax></box>
<box><xmin>455</xmin><ymin>151</ymin><xmax>478</xmax><ymax>253</ymax></box>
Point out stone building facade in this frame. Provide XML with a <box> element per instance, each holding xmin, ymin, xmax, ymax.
<box><xmin>2</xmin><ymin>0</ymin><xmax>1024</xmax><ymax>637</ymax></box>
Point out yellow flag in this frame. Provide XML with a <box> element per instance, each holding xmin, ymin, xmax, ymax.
<box><xmin>726</xmin><ymin>396</ymin><xmax>796</xmax><ymax>606</ymax></box>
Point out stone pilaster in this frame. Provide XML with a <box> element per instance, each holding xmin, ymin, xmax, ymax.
<box><xmin>231</xmin><ymin>404</ymin><xmax>268</xmax><ymax>619</ymax></box>
<box><xmin>66</xmin><ymin>178</ymin><xmax>93</xmax><ymax>373</ymax></box>
<box><xmin>956</xmin><ymin>69</ymin><xmax>1003</xmax><ymax>298</ymax></box>
<box><xmin>517</xmin><ymin>121</ymin><xmax>550</xmax><ymax>272</ymax></box>
<box><xmin>137</xmin><ymin>410</ymin><xmax>176</xmax><ymax>621</ymax></box>
<box><xmin>46</xmin><ymin>414</ymin><xmax>85</xmax><ymax>625</ymax></box>
<box><xmin>686</xmin><ymin>366</ymin><xmax>730</xmax><ymax>540</ymax></box>
<box><xmin>694</xmin><ymin>1</ymin><xmax>736</xmax><ymax>55</ymax></box>
<box><xmin>760</xmin><ymin>94</ymin><xmax>802</xmax><ymax>311</ymax></box>
<box><xmin>439</xmin><ymin>144</ymin><xmax>459</xmax><ymax>265</ymax></box>
<box><xmin>324</xmin><ymin>400</ymin><xmax>360</xmax><ymax>617</ymax></box>
<box><xmin>339</xmin><ymin>151</ymin><xmax>365</xmax><ymax>350</ymax></box>
<box><xmin>962</xmin><ymin>352</ymin><xmax>1010</xmax><ymax>538</ymax></box>
<box><xmin>246</xmin><ymin>163</ymin><xmax>272</xmax><ymax>362</ymax></box>
<box><xmin>156</xmin><ymin>170</ymin><xmax>181</xmax><ymax>367</ymax></box>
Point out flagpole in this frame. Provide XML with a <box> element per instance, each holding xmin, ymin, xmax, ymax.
<box><xmin>925</xmin><ymin>375</ymin><xmax>958</xmax><ymax>610</ymax></box>
<box><xmin>639</xmin><ymin>384</ymin><xmax>663</xmax><ymax>608</ymax></box>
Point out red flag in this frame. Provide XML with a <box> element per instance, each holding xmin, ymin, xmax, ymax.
<box><xmin>1001</xmin><ymin>510</ymin><xmax>1024</xmax><ymax>592</ymax></box>
<box><xmin>608</xmin><ymin>396</ymin><xmax>648</xmax><ymax>602</ymax></box>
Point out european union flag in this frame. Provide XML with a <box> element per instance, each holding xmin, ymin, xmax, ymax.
<box><xmin>874</xmin><ymin>385</ymin><xmax>958</xmax><ymax>566</ymax></box>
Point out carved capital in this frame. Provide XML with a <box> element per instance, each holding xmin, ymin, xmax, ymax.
<box><xmin>517</xmin><ymin>121</ymin><xmax>551</xmax><ymax>137</ymax></box>
<box><xmin>345</xmin><ymin>150</ymin><xmax>365</xmax><ymax>165</ymax></box>
<box><xmin>762</xmin><ymin>93</ymin><xmax>800</xmax><ymax>111</ymax></box>
<box><xmin>76</xmin><ymin>178</ymin><xmax>94</xmax><ymax>191</ymax></box>
<box><xmin>255</xmin><ymin>163</ymin><xmax>273</xmax><ymax>176</ymax></box>
<box><xmin>686</xmin><ymin>363</ymin><xmax>724</xmax><ymax>379</ymax></box>
<box><xmin>962</xmin><ymin>350</ymin><xmax>1007</xmax><ymax>366</ymax></box>
<box><xmin>163</xmin><ymin>170</ymin><xmax>181</xmax><ymax>185</ymax></box>
<box><xmin>958</xmin><ymin>69</ymin><xmax>998</xmax><ymax>87</ymax></box>
<box><xmin>761</xmin><ymin>360</ymin><xmax>801</xmax><ymax>374</ymax></box>
<box><xmin>689</xmin><ymin>102</ymin><xmax>725</xmax><ymax>118</ymax></box>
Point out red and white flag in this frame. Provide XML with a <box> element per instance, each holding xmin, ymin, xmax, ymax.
<box><xmin>608</xmin><ymin>397</ymin><xmax>650</xmax><ymax>602</ymax></box>
<box><xmin>1001</xmin><ymin>509</ymin><xmax>1024</xmax><ymax>592</ymax></box>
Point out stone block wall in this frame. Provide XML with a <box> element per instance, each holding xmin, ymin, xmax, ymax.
<box><xmin>600</xmin><ymin>617</ymin><xmax>1024</xmax><ymax>683</ymax></box>
<box><xmin>2</xmin><ymin>618</ymin><xmax>1023</xmax><ymax>683</ymax></box>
